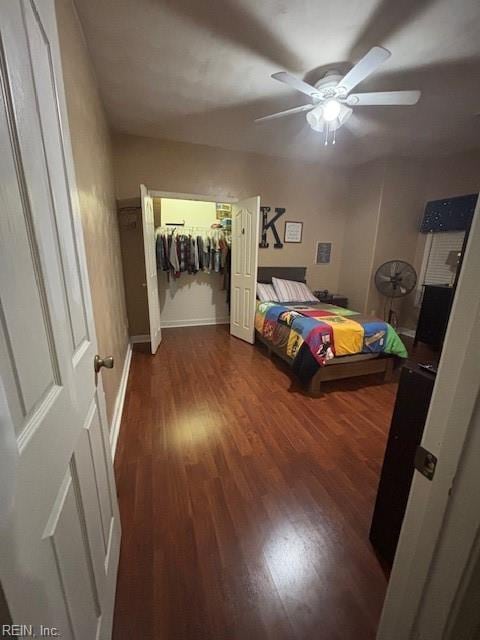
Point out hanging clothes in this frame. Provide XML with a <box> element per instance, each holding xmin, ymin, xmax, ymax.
<box><xmin>203</xmin><ymin>234</ymin><xmax>211</xmax><ymax>273</ymax></box>
<box><xmin>177</xmin><ymin>234</ymin><xmax>186</xmax><ymax>272</ymax></box>
<box><xmin>155</xmin><ymin>229</ymin><xmax>166</xmax><ymax>270</ymax></box>
<box><xmin>192</xmin><ymin>236</ymin><xmax>199</xmax><ymax>272</ymax></box>
<box><xmin>169</xmin><ymin>232</ymin><xmax>180</xmax><ymax>277</ymax></box>
<box><xmin>197</xmin><ymin>235</ymin><xmax>204</xmax><ymax>270</ymax></box>
<box><xmin>154</xmin><ymin>226</ymin><xmax>231</xmax><ymax>281</ymax></box>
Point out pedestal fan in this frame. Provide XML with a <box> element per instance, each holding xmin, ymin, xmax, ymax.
<box><xmin>374</xmin><ymin>260</ymin><xmax>417</xmax><ymax>326</ymax></box>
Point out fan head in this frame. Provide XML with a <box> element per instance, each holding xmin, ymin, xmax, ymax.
<box><xmin>375</xmin><ymin>260</ymin><xmax>417</xmax><ymax>298</ymax></box>
<box><xmin>304</xmin><ymin>71</ymin><xmax>353</xmax><ymax>132</ymax></box>
<box><xmin>254</xmin><ymin>47</ymin><xmax>421</xmax><ymax>141</ymax></box>
<box><xmin>306</xmin><ymin>102</ymin><xmax>353</xmax><ymax>132</ymax></box>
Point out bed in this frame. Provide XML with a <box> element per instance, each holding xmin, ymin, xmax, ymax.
<box><xmin>255</xmin><ymin>267</ymin><xmax>407</xmax><ymax>396</ymax></box>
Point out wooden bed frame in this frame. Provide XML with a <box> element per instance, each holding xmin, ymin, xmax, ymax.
<box><xmin>256</xmin><ymin>266</ymin><xmax>396</xmax><ymax>396</ymax></box>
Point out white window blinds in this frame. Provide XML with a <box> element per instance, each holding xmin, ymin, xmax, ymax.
<box><xmin>424</xmin><ymin>231</ymin><xmax>465</xmax><ymax>286</ymax></box>
<box><xmin>415</xmin><ymin>231</ymin><xmax>464</xmax><ymax>307</ymax></box>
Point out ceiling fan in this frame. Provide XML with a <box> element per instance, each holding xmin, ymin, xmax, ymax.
<box><xmin>255</xmin><ymin>46</ymin><xmax>421</xmax><ymax>144</ymax></box>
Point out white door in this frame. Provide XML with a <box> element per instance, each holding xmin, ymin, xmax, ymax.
<box><xmin>230</xmin><ymin>196</ymin><xmax>260</xmax><ymax>343</ymax></box>
<box><xmin>377</xmin><ymin>198</ymin><xmax>480</xmax><ymax>639</ymax></box>
<box><xmin>0</xmin><ymin>2</ymin><xmax>120</xmax><ymax>638</ymax></box>
<box><xmin>141</xmin><ymin>184</ymin><xmax>162</xmax><ymax>354</ymax></box>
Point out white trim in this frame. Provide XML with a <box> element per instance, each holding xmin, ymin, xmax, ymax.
<box><xmin>130</xmin><ymin>334</ymin><xmax>150</xmax><ymax>343</ymax></box>
<box><xmin>149</xmin><ymin>189</ymin><xmax>237</xmax><ymax>203</ymax></box>
<box><xmin>141</xmin><ymin>184</ymin><xmax>162</xmax><ymax>354</ymax></box>
<box><xmin>161</xmin><ymin>317</ymin><xmax>230</xmax><ymax>329</ymax></box>
<box><xmin>109</xmin><ymin>343</ymin><xmax>132</xmax><ymax>459</ymax></box>
<box><xmin>378</xmin><ymin>195</ymin><xmax>480</xmax><ymax>639</ymax></box>
<box><xmin>398</xmin><ymin>327</ymin><xmax>416</xmax><ymax>338</ymax></box>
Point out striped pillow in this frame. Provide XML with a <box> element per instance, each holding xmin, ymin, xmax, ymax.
<box><xmin>257</xmin><ymin>283</ymin><xmax>279</xmax><ymax>302</ymax></box>
<box><xmin>272</xmin><ymin>277</ymin><xmax>318</xmax><ymax>303</ymax></box>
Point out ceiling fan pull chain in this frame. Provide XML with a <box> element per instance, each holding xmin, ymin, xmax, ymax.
<box><xmin>333</xmin><ymin>126</ymin><xmax>336</xmax><ymax>145</ymax></box>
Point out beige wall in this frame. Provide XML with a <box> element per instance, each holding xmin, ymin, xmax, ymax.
<box><xmin>401</xmin><ymin>150</ymin><xmax>480</xmax><ymax>329</ymax></box>
<box><xmin>160</xmin><ymin>198</ymin><xmax>217</xmax><ymax>226</ymax></box>
<box><xmin>113</xmin><ymin>132</ymin><xmax>479</xmax><ymax>336</ymax></box>
<box><xmin>56</xmin><ymin>0</ymin><xmax>129</xmax><ymax>424</ymax></box>
<box><xmin>113</xmin><ymin>133</ymin><xmax>349</xmax><ymax>333</ymax></box>
<box><xmin>338</xmin><ymin>160</ymin><xmax>384</xmax><ymax>313</ymax></box>
<box><xmin>366</xmin><ymin>158</ymin><xmax>427</xmax><ymax>319</ymax></box>
<box><xmin>340</xmin><ymin>150</ymin><xmax>480</xmax><ymax>328</ymax></box>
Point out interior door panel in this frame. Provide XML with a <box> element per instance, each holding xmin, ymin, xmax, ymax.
<box><xmin>230</xmin><ymin>196</ymin><xmax>260</xmax><ymax>343</ymax></box>
<box><xmin>0</xmin><ymin>2</ymin><xmax>120</xmax><ymax>637</ymax></box>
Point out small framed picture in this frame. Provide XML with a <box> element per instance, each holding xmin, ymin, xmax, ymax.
<box><xmin>315</xmin><ymin>241</ymin><xmax>332</xmax><ymax>264</ymax></box>
<box><xmin>284</xmin><ymin>221</ymin><xmax>303</xmax><ymax>243</ymax></box>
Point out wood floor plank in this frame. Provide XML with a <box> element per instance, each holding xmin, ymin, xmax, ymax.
<box><xmin>112</xmin><ymin>325</ymin><xmax>399</xmax><ymax>639</ymax></box>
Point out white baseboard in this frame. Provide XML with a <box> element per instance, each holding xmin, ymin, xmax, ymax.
<box><xmin>160</xmin><ymin>317</ymin><xmax>230</xmax><ymax>329</ymax></box>
<box><xmin>398</xmin><ymin>327</ymin><xmax>416</xmax><ymax>338</ymax></box>
<box><xmin>130</xmin><ymin>334</ymin><xmax>150</xmax><ymax>343</ymax></box>
<box><xmin>109</xmin><ymin>342</ymin><xmax>132</xmax><ymax>459</ymax></box>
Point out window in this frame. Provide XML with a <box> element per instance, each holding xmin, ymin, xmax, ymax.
<box><xmin>416</xmin><ymin>231</ymin><xmax>464</xmax><ymax>305</ymax></box>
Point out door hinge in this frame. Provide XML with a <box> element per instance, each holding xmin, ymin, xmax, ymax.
<box><xmin>414</xmin><ymin>445</ymin><xmax>437</xmax><ymax>481</ymax></box>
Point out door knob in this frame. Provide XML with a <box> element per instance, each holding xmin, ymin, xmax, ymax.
<box><xmin>94</xmin><ymin>355</ymin><xmax>114</xmax><ymax>373</ymax></box>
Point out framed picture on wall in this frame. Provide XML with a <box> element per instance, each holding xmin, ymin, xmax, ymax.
<box><xmin>284</xmin><ymin>221</ymin><xmax>303</xmax><ymax>243</ymax></box>
<box><xmin>315</xmin><ymin>241</ymin><xmax>332</xmax><ymax>264</ymax></box>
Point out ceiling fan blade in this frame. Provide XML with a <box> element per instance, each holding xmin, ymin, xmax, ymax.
<box><xmin>337</xmin><ymin>46</ymin><xmax>391</xmax><ymax>95</ymax></box>
<box><xmin>346</xmin><ymin>90</ymin><xmax>421</xmax><ymax>106</ymax></box>
<box><xmin>254</xmin><ymin>103</ymin><xmax>315</xmax><ymax>123</ymax></box>
<box><xmin>271</xmin><ymin>71</ymin><xmax>321</xmax><ymax>99</ymax></box>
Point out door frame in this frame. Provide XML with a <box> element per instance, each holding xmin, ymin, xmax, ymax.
<box><xmin>138</xmin><ymin>188</ymin><xmax>253</xmax><ymax>340</ymax></box>
<box><xmin>141</xmin><ymin>184</ymin><xmax>162</xmax><ymax>354</ymax></box>
<box><xmin>377</xmin><ymin>197</ymin><xmax>480</xmax><ymax>638</ymax></box>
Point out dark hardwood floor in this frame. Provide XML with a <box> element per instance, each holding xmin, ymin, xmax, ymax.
<box><xmin>113</xmin><ymin>325</ymin><xmax>402</xmax><ymax>640</ymax></box>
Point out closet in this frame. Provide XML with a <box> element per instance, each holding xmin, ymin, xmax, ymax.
<box><xmin>134</xmin><ymin>186</ymin><xmax>260</xmax><ymax>353</ymax></box>
<box><xmin>154</xmin><ymin>197</ymin><xmax>231</xmax><ymax>330</ymax></box>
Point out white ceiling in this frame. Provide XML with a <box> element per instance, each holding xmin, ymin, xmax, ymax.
<box><xmin>75</xmin><ymin>0</ymin><xmax>480</xmax><ymax>166</ymax></box>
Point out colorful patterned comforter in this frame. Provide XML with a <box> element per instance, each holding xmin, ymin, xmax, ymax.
<box><xmin>255</xmin><ymin>301</ymin><xmax>407</xmax><ymax>382</ymax></box>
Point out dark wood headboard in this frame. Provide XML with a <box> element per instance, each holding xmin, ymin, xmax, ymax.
<box><xmin>257</xmin><ymin>266</ymin><xmax>306</xmax><ymax>284</ymax></box>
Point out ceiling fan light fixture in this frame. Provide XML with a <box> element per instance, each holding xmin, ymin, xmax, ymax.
<box><xmin>306</xmin><ymin>105</ymin><xmax>324</xmax><ymax>132</ymax></box>
<box><xmin>256</xmin><ymin>46</ymin><xmax>420</xmax><ymax>145</ymax></box>
<box><xmin>322</xmin><ymin>99</ymin><xmax>341</xmax><ymax>122</ymax></box>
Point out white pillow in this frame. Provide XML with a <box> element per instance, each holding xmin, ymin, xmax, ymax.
<box><xmin>257</xmin><ymin>283</ymin><xmax>279</xmax><ymax>302</ymax></box>
<box><xmin>272</xmin><ymin>277</ymin><xmax>318</xmax><ymax>303</ymax></box>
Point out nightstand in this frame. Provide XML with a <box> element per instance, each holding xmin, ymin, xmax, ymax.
<box><xmin>314</xmin><ymin>292</ymin><xmax>349</xmax><ymax>308</ymax></box>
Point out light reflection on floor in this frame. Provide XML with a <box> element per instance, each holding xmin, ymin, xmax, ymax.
<box><xmin>263</xmin><ymin>521</ymin><xmax>330</xmax><ymax>599</ymax></box>
<box><xmin>169</xmin><ymin>406</ymin><xmax>222</xmax><ymax>449</ymax></box>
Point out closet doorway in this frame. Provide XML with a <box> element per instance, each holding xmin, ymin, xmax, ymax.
<box><xmin>140</xmin><ymin>187</ymin><xmax>260</xmax><ymax>351</ymax></box>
